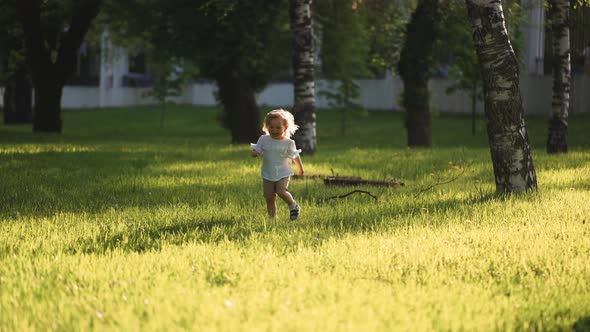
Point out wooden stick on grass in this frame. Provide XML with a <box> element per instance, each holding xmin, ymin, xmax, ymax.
<box><xmin>323</xmin><ymin>190</ymin><xmax>378</xmax><ymax>202</ymax></box>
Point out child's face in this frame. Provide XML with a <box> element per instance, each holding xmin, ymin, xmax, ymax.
<box><xmin>268</xmin><ymin>118</ymin><xmax>286</xmax><ymax>139</ymax></box>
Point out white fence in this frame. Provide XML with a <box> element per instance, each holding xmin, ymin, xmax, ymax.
<box><xmin>2</xmin><ymin>74</ymin><xmax>589</xmax><ymax>115</ymax></box>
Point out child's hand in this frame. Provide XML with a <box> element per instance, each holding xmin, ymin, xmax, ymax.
<box><xmin>298</xmin><ymin>168</ymin><xmax>304</xmax><ymax>176</ymax></box>
<box><xmin>251</xmin><ymin>150</ymin><xmax>260</xmax><ymax>157</ymax></box>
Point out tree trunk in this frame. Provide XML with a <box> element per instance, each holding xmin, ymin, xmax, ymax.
<box><xmin>465</xmin><ymin>0</ymin><xmax>537</xmax><ymax>193</ymax></box>
<box><xmin>403</xmin><ymin>81</ymin><xmax>432</xmax><ymax>146</ymax></box>
<box><xmin>397</xmin><ymin>0</ymin><xmax>440</xmax><ymax>148</ymax></box>
<box><xmin>546</xmin><ymin>0</ymin><xmax>570</xmax><ymax>154</ymax></box>
<box><xmin>33</xmin><ymin>76</ymin><xmax>64</xmax><ymax>132</ymax></box>
<box><xmin>3</xmin><ymin>66</ymin><xmax>33</xmax><ymax>124</ymax></box>
<box><xmin>289</xmin><ymin>0</ymin><xmax>317</xmax><ymax>154</ymax></box>
<box><xmin>216</xmin><ymin>68</ymin><xmax>261</xmax><ymax>144</ymax></box>
<box><xmin>17</xmin><ymin>0</ymin><xmax>102</xmax><ymax>133</ymax></box>
<box><xmin>471</xmin><ymin>81</ymin><xmax>477</xmax><ymax>136</ymax></box>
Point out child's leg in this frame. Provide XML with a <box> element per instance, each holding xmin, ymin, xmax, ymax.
<box><xmin>265</xmin><ymin>196</ymin><xmax>277</xmax><ymax>218</ymax></box>
<box><xmin>276</xmin><ymin>177</ymin><xmax>300</xmax><ymax>220</ymax></box>
<box><xmin>263</xmin><ymin>179</ymin><xmax>277</xmax><ymax>218</ymax></box>
<box><xmin>275</xmin><ymin>177</ymin><xmax>295</xmax><ymax>206</ymax></box>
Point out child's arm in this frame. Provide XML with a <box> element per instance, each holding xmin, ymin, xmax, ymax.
<box><xmin>294</xmin><ymin>156</ymin><xmax>304</xmax><ymax>175</ymax></box>
<box><xmin>250</xmin><ymin>142</ymin><xmax>262</xmax><ymax>157</ymax></box>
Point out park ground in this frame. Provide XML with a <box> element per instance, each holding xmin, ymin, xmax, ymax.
<box><xmin>1</xmin><ymin>106</ymin><xmax>589</xmax><ymax>331</ymax></box>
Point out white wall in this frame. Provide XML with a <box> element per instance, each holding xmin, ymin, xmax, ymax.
<box><xmin>522</xmin><ymin>0</ymin><xmax>546</xmax><ymax>75</ymax></box>
<box><xmin>2</xmin><ymin>75</ymin><xmax>588</xmax><ymax>114</ymax></box>
<box><xmin>61</xmin><ymin>86</ymin><xmax>101</xmax><ymax>108</ymax></box>
<box><xmin>520</xmin><ymin>75</ymin><xmax>590</xmax><ymax>114</ymax></box>
<box><xmin>191</xmin><ymin>82</ymin><xmax>218</xmax><ymax>106</ymax></box>
<box><xmin>570</xmin><ymin>75</ymin><xmax>590</xmax><ymax>115</ymax></box>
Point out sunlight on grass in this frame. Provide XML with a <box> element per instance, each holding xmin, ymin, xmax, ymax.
<box><xmin>1</xmin><ymin>106</ymin><xmax>589</xmax><ymax>331</ymax></box>
<box><xmin>0</xmin><ymin>144</ymin><xmax>96</xmax><ymax>154</ymax></box>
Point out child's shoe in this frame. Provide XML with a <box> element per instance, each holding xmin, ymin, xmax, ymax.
<box><xmin>290</xmin><ymin>203</ymin><xmax>300</xmax><ymax>221</ymax></box>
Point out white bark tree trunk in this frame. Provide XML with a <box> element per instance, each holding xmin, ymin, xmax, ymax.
<box><xmin>465</xmin><ymin>0</ymin><xmax>538</xmax><ymax>193</ymax></box>
<box><xmin>289</xmin><ymin>0</ymin><xmax>317</xmax><ymax>154</ymax></box>
<box><xmin>547</xmin><ymin>0</ymin><xmax>570</xmax><ymax>153</ymax></box>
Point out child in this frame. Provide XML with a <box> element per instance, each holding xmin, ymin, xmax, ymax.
<box><xmin>251</xmin><ymin>109</ymin><xmax>304</xmax><ymax>220</ymax></box>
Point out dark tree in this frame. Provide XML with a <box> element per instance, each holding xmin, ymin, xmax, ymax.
<box><xmin>0</xmin><ymin>1</ymin><xmax>32</xmax><ymax>124</ymax></box>
<box><xmin>198</xmin><ymin>1</ymin><xmax>289</xmax><ymax>143</ymax></box>
<box><xmin>3</xmin><ymin>66</ymin><xmax>32</xmax><ymax>124</ymax></box>
<box><xmin>397</xmin><ymin>0</ymin><xmax>441</xmax><ymax>148</ymax></box>
<box><xmin>15</xmin><ymin>0</ymin><xmax>102</xmax><ymax>133</ymax></box>
<box><xmin>103</xmin><ymin>0</ymin><xmax>289</xmax><ymax>144</ymax></box>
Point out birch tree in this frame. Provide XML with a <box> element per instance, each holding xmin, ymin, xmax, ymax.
<box><xmin>290</xmin><ymin>0</ymin><xmax>317</xmax><ymax>154</ymax></box>
<box><xmin>464</xmin><ymin>0</ymin><xmax>538</xmax><ymax>193</ymax></box>
<box><xmin>546</xmin><ymin>0</ymin><xmax>570</xmax><ymax>153</ymax></box>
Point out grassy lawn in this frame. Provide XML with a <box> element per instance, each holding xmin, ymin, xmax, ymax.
<box><xmin>1</xmin><ymin>105</ymin><xmax>589</xmax><ymax>331</ymax></box>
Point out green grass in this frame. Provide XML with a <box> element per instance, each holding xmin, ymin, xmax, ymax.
<box><xmin>1</xmin><ymin>105</ymin><xmax>589</xmax><ymax>331</ymax></box>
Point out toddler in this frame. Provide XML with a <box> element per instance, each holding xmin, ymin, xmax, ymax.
<box><xmin>251</xmin><ymin>109</ymin><xmax>304</xmax><ymax>220</ymax></box>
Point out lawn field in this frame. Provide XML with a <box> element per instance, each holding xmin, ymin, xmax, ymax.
<box><xmin>1</xmin><ymin>106</ymin><xmax>589</xmax><ymax>331</ymax></box>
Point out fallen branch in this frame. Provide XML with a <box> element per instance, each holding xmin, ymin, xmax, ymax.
<box><xmin>323</xmin><ymin>190</ymin><xmax>378</xmax><ymax>202</ymax></box>
<box><xmin>413</xmin><ymin>167</ymin><xmax>466</xmax><ymax>198</ymax></box>
<box><xmin>292</xmin><ymin>174</ymin><xmax>361</xmax><ymax>181</ymax></box>
<box><xmin>293</xmin><ymin>174</ymin><xmax>403</xmax><ymax>188</ymax></box>
<box><xmin>324</xmin><ymin>177</ymin><xmax>403</xmax><ymax>187</ymax></box>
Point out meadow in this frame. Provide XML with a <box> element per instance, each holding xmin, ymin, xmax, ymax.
<box><xmin>1</xmin><ymin>105</ymin><xmax>589</xmax><ymax>331</ymax></box>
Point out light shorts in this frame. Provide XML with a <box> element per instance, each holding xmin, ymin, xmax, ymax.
<box><xmin>262</xmin><ymin>177</ymin><xmax>290</xmax><ymax>199</ymax></box>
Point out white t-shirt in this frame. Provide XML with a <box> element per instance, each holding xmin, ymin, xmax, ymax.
<box><xmin>251</xmin><ymin>135</ymin><xmax>301</xmax><ymax>181</ymax></box>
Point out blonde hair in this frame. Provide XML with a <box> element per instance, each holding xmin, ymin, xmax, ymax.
<box><xmin>262</xmin><ymin>109</ymin><xmax>299</xmax><ymax>138</ymax></box>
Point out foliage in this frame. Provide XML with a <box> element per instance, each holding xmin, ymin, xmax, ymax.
<box><xmin>397</xmin><ymin>0</ymin><xmax>441</xmax><ymax>81</ymax></box>
<box><xmin>363</xmin><ymin>0</ymin><xmax>413</xmax><ymax>77</ymax></box>
<box><xmin>102</xmin><ymin>0</ymin><xmax>290</xmax><ymax>91</ymax></box>
<box><xmin>0</xmin><ymin>0</ymin><xmax>103</xmax><ymax>132</ymax></box>
<box><xmin>315</xmin><ymin>0</ymin><xmax>370</xmax><ymax>135</ymax></box>
<box><xmin>437</xmin><ymin>0</ymin><xmax>483</xmax><ymax>136</ymax></box>
<box><xmin>436</xmin><ymin>0</ymin><xmax>524</xmax><ymax>80</ymax></box>
<box><xmin>503</xmin><ymin>0</ymin><xmax>526</xmax><ymax>58</ymax></box>
<box><xmin>0</xmin><ymin>1</ymin><xmax>25</xmax><ymax>83</ymax></box>
<box><xmin>145</xmin><ymin>55</ymin><xmax>194</xmax><ymax>129</ymax></box>
<box><xmin>1</xmin><ymin>106</ymin><xmax>590</xmax><ymax>330</ymax></box>
<box><xmin>315</xmin><ymin>0</ymin><xmax>370</xmax><ymax>80</ymax></box>
<box><xmin>0</xmin><ymin>0</ymin><xmax>100</xmax><ymax>83</ymax></box>
<box><xmin>318</xmin><ymin>80</ymin><xmax>364</xmax><ymax>136</ymax></box>
<box><xmin>435</xmin><ymin>0</ymin><xmax>525</xmax><ymax>135</ymax></box>
<box><xmin>101</xmin><ymin>0</ymin><xmax>289</xmax><ymax>140</ymax></box>
<box><xmin>192</xmin><ymin>0</ymin><xmax>290</xmax><ymax>90</ymax></box>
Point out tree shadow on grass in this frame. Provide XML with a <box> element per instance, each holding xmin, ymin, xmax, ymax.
<box><xmin>69</xmin><ymin>216</ymin><xmax>262</xmax><ymax>255</ymax></box>
<box><xmin>1</xmin><ymin>161</ymin><xmax>552</xmax><ymax>257</ymax></box>
<box><xmin>573</xmin><ymin>316</ymin><xmax>590</xmax><ymax>332</ymax></box>
<box><xmin>3</xmin><ymin>141</ymin><xmax>590</xmax><ymax>257</ymax></box>
<box><xmin>0</xmin><ymin>148</ymin><xmax>253</xmax><ymax>219</ymax></box>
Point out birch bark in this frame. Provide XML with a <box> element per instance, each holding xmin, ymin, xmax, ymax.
<box><xmin>546</xmin><ymin>0</ymin><xmax>570</xmax><ymax>153</ymax></box>
<box><xmin>289</xmin><ymin>0</ymin><xmax>317</xmax><ymax>154</ymax></box>
<box><xmin>465</xmin><ymin>0</ymin><xmax>538</xmax><ymax>193</ymax></box>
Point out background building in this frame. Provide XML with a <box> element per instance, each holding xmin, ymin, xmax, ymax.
<box><xmin>3</xmin><ymin>3</ymin><xmax>589</xmax><ymax>114</ymax></box>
